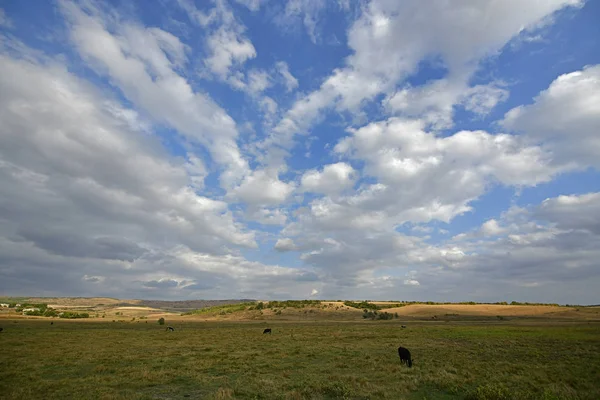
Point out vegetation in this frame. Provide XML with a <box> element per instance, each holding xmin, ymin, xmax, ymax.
<box><xmin>58</xmin><ymin>311</ymin><xmax>90</xmax><ymax>319</ymax></box>
<box><xmin>344</xmin><ymin>301</ymin><xmax>405</xmax><ymax>310</ymax></box>
<box><xmin>265</xmin><ymin>300</ymin><xmax>321</xmax><ymax>308</ymax></box>
<box><xmin>158</xmin><ymin>317</ymin><xmax>165</xmax><ymax>325</ymax></box>
<box><xmin>362</xmin><ymin>310</ymin><xmax>399</xmax><ymax>320</ymax></box>
<box><xmin>0</xmin><ymin>319</ymin><xmax>598</xmax><ymax>399</ymax></box>
<box><xmin>344</xmin><ymin>300</ymin><xmax>380</xmax><ymax>310</ymax></box>
<box><xmin>182</xmin><ymin>302</ymin><xmax>256</xmax><ymax>316</ymax></box>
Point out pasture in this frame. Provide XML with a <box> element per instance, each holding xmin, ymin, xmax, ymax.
<box><xmin>1</xmin><ymin>319</ymin><xmax>599</xmax><ymax>399</ymax></box>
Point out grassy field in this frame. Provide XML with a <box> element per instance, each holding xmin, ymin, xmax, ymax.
<box><xmin>1</xmin><ymin>319</ymin><xmax>599</xmax><ymax>399</ymax></box>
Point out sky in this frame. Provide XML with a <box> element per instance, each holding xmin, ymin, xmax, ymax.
<box><xmin>0</xmin><ymin>0</ymin><xmax>599</xmax><ymax>304</ymax></box>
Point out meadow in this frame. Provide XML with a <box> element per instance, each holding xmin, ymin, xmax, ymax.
<box><xmin>1</xmin><ymin>318</ymin><xmax>599</xmax><ymax>399</ymax></box>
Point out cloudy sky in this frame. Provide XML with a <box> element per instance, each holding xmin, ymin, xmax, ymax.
<box><xmin>1</xmin><ymin>0</ymin><xmax>599</xmax><ymax>304</ymax></box>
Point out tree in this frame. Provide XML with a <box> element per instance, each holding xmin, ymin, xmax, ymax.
<box><xmin>158</xmin><ymin>317</ymin><xmax>165</xmax><ymax>325</ymax></box>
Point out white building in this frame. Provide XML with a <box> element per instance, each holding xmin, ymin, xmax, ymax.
<box><xmin>0</xmin><ymin>303</ymin><xmax>9</xmax><ymax>308</ymax></box>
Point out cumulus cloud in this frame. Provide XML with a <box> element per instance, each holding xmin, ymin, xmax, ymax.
<box><xmin>232</xmin><ymin>170</ymin><xmax>295</xmax><ymax>206</ymax></box>
<box><xmin>480</xmin><ymin>219</ymin><xmax>506</xmax><ymax>237</ymax></box>
<box><xmin>178</xmin><ymin>0</ymin><xmax>256</xmax><ymax>78</ymax></box>
<box><xmin>60</xmin><ymin>0</ymin><xmax>249</xmax><ymax>189</ymax></box>
<box><xmin>275</xmin><ymin>238</ymin><xmax>297</xmax><ymax>252</ymax></box>
<box><xmin>247</xmin><ymin>208</ymin><xmax>287</xmax><ymax>226</ymax></box>
<box><xmin>300</xmin><ymin>162</ymin><xmax>356</xmax><ymax>195</ymax></box>
<box><xmin>536</xmin><ymin>193</ymin><xmax>600</xmax><ymax>234</ymax></box>
<box><xmin>503</xmin><ymin>65</ymin><xmax>600</xmax><ymax>168</ymax></box>
<box><xmin>0</xmin><ymin>45</ymin><xmax>317</xmax><ymax>298</ymax></box>
<box><xmin>263</xmin><ymin>0</ymin><xmax>581</xmax><ymax>162</ymax></box>
<box><xmin>331</xmin><ymin>118</ymin><xmax>561</xmax><ymax>225</ymax></box>
<box><xmin>1</xmin><ymin>1</ymin><xmax>597</xmax><ymax>304</ymax></box>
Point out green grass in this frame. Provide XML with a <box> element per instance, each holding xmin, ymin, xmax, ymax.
<box><xmin>1</xmin><ymin>320</ymin><xmax>599</xmax><ymax>399</ymax></box>
<box><xmin>182</xmin><ymin>302</ymin><xmax>257</xmax><ymax>316</ymax></box>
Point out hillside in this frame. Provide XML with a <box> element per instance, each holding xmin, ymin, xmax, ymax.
<box><xmin>2</xmin><ymin>298</ymin><xmax>598</xmax><ymax>322</ymax></box>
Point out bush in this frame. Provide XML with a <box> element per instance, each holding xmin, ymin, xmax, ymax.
<box><xmin>59</xmin><ymin>312</ymin><xmax>89</xmax><ymax>319</ymax></box>
<box><xmin>158</xmin><ymin>317</ymin><xmax>165</xmax><ymax>325</ymax></box>
<box><xmin>44</xmin><ymin>309</ymin><xmax>58</xmax><ymax>317</ymax></box>
<box><xmin>362</xmin><ymin>310</ymin><xmax>396</xmax><ymax>320</ymax></box>
<box><xmin>266</xmin><ymin>300</ymin><xmax>321</xmax><ymax>309</ymax></box>
<box><xmin>345</xmin><ymin>301</ymin><xmax>379</xmax><ymax>310</ymax></box>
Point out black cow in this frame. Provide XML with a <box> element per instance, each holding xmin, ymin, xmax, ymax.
<box><xmin>398</xmin><ymin>346</ymin><xmax>412</xmax><ymax>368</ymax></box>
<box><xmin>50</xmin><ymin>322</ymin><xmax>54</xmax><ymax>325</ymax></box>
<box><xmin>401</xmin><ymin>325</ymin><xmax>407</xmax><ymax>328</ymax></box>
<box><xmin>0</xmin><ymin>327</ymin><xmax>3</xmax><ymax>333</ymax></box>
<box><xmin>166</xmin><ymin>326</ymin><xmax>175</xmax><ymax>332</ymax></box>
<box><xmin>263</xmin><ymin>328</ymin><xmax>272</xmax><ymax>334</ymax></box>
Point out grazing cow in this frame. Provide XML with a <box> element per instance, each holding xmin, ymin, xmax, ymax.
<box><xmin>0</xmin><ymin>327</ymin><xmax>3</xmax><ymax>333</ymax></box>
<box><xmin>263</xmin><ymin>328</ymin><xmax>272</xmax><ymax>334</ymax></box>
<box><xmin>398</xmin><ymin>346</ymin><xmax>412</xmax><ymax>368</ymax></box>
<box><xmin>166</xmin><ymin>326</ymin><xmax>175</xmax><ymax>332</ymax></box>
<box><xmin>401</xmin><ymin>325</ymin><xmax>407</xmax><ymax>328</ymax></box>
<box><xmin>51</xmin><ymin>322</ymin><xmax>54</xmax><ymax>325</ymax></box>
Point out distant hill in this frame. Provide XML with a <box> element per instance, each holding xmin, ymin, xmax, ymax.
<box><xmin>116</xmin><ymin>299</ymin><xmax>256</xmax><ymax>312</ymax></box>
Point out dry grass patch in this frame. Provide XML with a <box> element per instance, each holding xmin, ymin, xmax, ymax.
<box><xmin>382</xmin><ymin>304</ymin><xmax>577</xmax><ymax>317</ymax></box>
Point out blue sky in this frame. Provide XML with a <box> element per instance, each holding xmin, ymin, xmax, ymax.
<box><xmin>1</xmin><ymin>0</ymin><xmax>599</xmax><ymax>303</ymax></box>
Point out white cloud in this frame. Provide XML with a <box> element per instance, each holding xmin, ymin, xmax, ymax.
<box><xmin>332</xmin><ymin>118</ymin><xmax>561</xmax><ymax>225</ymax></box>
<box><xmin>247</xmin><ymin>208</ymin><xmax>287</xmax><ymax>226</ymax></box>
<box><xmin>276</xmin><ymin>61</ymin><xmax>299</xmax><ymax>92</ymax></box>
<box><xmin>2</xmin><ymin>0</ymin><xmax>598</xmax><ymax>304</ymax></box>
<box><xmin>278</xmin><ymin>0</ymin><xmax>326</xmax><ymax>44</ymax></box>
<box><xmin>232</xmin><ymin>170</ymin><xmax>295</xmax><ymax>206</ymax></box>
<box><xmin>234</xmin><ymin>0</ymin><xmax>267</xmax><ymax>12</ymax></box>
<box><xmin>178</xmin><ymin>0</ymin><xmax>256</xmax><ymax>79</ymax></box>
<box><xmin>481</xmin><ymin>219</ymin><xmax>506</xmax><ymax>237</ymax></box>
<box><xmin>503</xmin><ymin>65</ymin><xmax>600</xmax><ymax>168</ymax></box>
<box><xmin>0</xmin><ymin>46</ymin><xmax>300</xmax><ymax>297</ymax></box>
<box><xmin>463</xmin><ymin>84</ymin><xmax>510</xmax><ymax>115</ymax></box>
<box><xmin>536</xmin><ymin>192</ymin><xmax>600</xmax><ymax>234</ymax></box>
<box><xmin>264</xmin><ymin>0</ymin><xmax>581</xmax><ymax>164</ymax></box>
<box><xmin>60</xmin><ymin>0</ymin><xmax>249</xmax><ymax>189</ymax></box>
<box><xmin>300</xmin><ymin>162</ymin><xmax>356</xmax><ymax>195</ymax></box>
<box><xmin>275</xmin><ymin>238</ymin><xmax>298</xmax><ymax>252</ymax></box>
<box><xmin>247</xmin><ymin>69</ymin><xmax>272</xmax><ymax>93</ymax></box>
<box><xmin>385</xmin><ymin>80</ymin><xmax>509</xmax><ymax>129</ymax></box>
<box><xmin>0</xmin><ymin>8</ymin><xmax>12</xmax><ymax>28</ymax></box>
<box><xmin>205</xmin><ymin>27</ymin><xmax>256</xmax><ymax>77</ymax></box>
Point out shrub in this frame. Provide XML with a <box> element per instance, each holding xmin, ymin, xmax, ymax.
<box><xmin>59</xmin><ymin>312</ymin><xmax>89</xmax><ymax>319</ymax></box>
<box><xmin>344</xmin><ymin>301</ymin><xmax>379</xmax><ymax>310</ymax></box>
<box><xmin>158</xmin><ymin>317</ymin><xmax>165</xmax><ymax>325</ymax></box>
<box><xmin>44</xmin><ymin>309</ymin><xmax>58</xmax><ymax>317</ymax></box>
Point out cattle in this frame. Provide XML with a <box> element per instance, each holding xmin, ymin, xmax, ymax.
<box><xmin>0</xmin><ymin>327</ymin><xmax>3</xmax><ymax>333</ymax></box>
<box><xmin>166</xmin><ymin>326</ymin><xmax>175</xmax><ymax>332</ymax></box>
<box><xmin>51</xmin><ymin>322</ymin><xmax>54</xmax><ymax>325</ymax></box>
<box><xmin>263</xmin><ymin>328</ymin><xmax>272</xmax><ymax>334</ymax></box>
<box><xmin>401</xmin><ymin>325</ymin><xmax>407</xmax><ymax>328</ymax></box>
<box><xmin>398</xmin><ymin>346</ymin><xmax>412</xmax><ymax>368</ymax></box>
